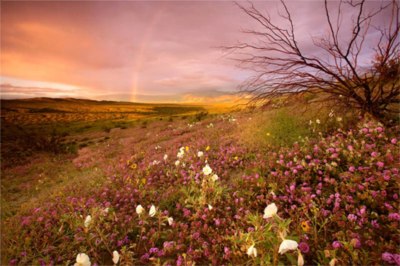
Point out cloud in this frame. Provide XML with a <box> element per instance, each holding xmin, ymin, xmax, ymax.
<box><xmin>1</xmin><ymin>1</ymin><xmax>393</xmax><ymax>100</ymax></box>
<box><xmin>1</xmin><ymin>83</ymin><xmax>69</xmax><ymax>93</ymax></box>
<box><xmin>0</xmin><ymin>83</ymin><xmax>83</xmax><ymax>99</ymax></box>
<box><xmin>1</xmin><ymin>1</ymin><xmax>250</xmax><ymax>97</ymax></box>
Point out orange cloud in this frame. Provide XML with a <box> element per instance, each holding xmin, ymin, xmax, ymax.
<box><xmin>2</xmin><ymin>1</ymin><xmax>388</xmax><ymax>101</ymax></box>
<box><xmin>1</xmin><ymin>1</ymin><xmax>250</xmax><ymax>99</ymax></box>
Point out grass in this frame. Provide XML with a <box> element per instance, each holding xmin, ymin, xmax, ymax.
<box><xmin>239</xmin><ymin>103</ymin><xmax>358</xmax><ymax>149</ymax></box>
<box><xmin>1</xmin><ymin>154</ymin><xmax>106</xmax><ymax>220</ymax></box>
<box><xmin>239</xmin><ymin>108</ymin><xmax>309</xmax><ymax>149</ymax></box>
<box><xmin>259</xmin><ymin>108</ymin><xmax>311</xmax><ymax>147</ymax></box>
<box><xmin>1</xmin><ymin>99</ymin><xmax>233</xmax><ymax>170</ymax></box>
<box><xmin>1</xmin><ymin>98</ymin><xmax>208</xmax><ymax>126</ymax></box>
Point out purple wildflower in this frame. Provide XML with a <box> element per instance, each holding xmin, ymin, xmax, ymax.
<box><xmin>382</xmin><ymin>252</ymin><xmax>394</xmax><ymax>264</ymax></box>
<box><xmin>332</xmin><ymin>241</ymin><xmax>342</xmax><ymax>249</ymax></box>
<box><xmin>298</xmin><ymin>242</ymin><xmax>310</xmax><ymax>253</ymax></box>
<box><xmin>140</xmin><ymin>253</ymin><xmax>150</xmax><ymax>263</ymax></box>
<box><xmin>149</xmin><ymin>247</ymin><xmax>159</xmax><ymax>254</ymax></box>
<box><xmin>223</xmin><ymin>246</ymin><xmax>231</xmax><ymax>259</ymax></box>
<box><xmin>388</xmin><ymin>213</ymin><xmax>400</xmax><ymax>221</ymax></box>
<box><xmin>214</xmin><ymin>218</ymin><xmax>221</xmax><ymax>226</ymax></box>
<box><xmin>192</xmin><ymin>232</ymin><xmax>200</xmax><ymax>240</ymax></box>
<box><xmin>348</xmin><ymin>214</ymin><xmax>357</xmax><ymax>222</ymax></box>
<box><xmin>163</xmin><ymin>241</ymin><xmax>174</xmax><ymax>250</ymax></box>
<box><xmin>376</xmin><ymin>161</ymin><xmax>384</xmax><ymax>168</ymax></box>
<box><xmin>176</xmin><ymin>255</ymin><xmax>183</xmax><ymax>266</ymax></box>
<box><xmin>351</xmin><ymin>238</ymin><xmax>362</xmax><ymax>249</ymax></box>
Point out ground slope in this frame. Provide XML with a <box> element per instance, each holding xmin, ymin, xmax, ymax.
<box><xmin>1</xmin><ymin>110</ymin><xmax>399</xmax><ymax>265</ymax></box>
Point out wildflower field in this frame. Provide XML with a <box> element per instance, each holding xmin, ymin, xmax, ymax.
<box><xmin>1</xmin><ymin>104</ymin><xmax>399</xmax><ymax>266</ymax></box>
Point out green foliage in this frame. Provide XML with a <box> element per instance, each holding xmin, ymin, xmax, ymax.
<box><xmin>152</xmin><ymin>106</ymin><xmax>204</xmax><ymax>116</ymax></box>
<box><xmin>178</xmin><ymin>175</ymin><xmax>227</xmax><ymax>209</ymax></box>
<box><xmin>261</xmin><ymin>109</ymin><xmax>311</xmax><ymax>147</ymax></box>
<box><xmin>226</xmin><ymin>213</ymin><xmax>297</xmax><ymax>265</ymax></box>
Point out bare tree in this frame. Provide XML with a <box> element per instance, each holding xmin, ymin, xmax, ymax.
<box><xmin>229</xmin><ymin>0</ymin><xmax>399</xmax><ymax>122</ymax></box>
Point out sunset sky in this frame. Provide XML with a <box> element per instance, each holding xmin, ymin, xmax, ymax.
<box><xmin>0</xmin><ymin>1</ymin><xmax>391</xmax><ymax>102</ymax></box>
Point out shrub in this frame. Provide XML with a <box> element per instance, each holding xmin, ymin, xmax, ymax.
<box><xmin>193</xmin><ymin>111</ymin><xmax>208</xmax><ymax>122</ymax></box>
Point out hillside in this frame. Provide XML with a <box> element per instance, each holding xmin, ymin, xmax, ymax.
<box><xmin>1</xmin><ymin>103</ymin><xmax>399</xmax><ymax>265</ymax></box>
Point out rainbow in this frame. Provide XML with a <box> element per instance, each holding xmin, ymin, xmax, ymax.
<box><xmin>130</xmin><ymin>9</ymin><xmax>163</xmax><ymax>102</ymax></box>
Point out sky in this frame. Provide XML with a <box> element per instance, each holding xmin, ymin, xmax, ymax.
<box><xmin>0</xmin><ymin>1</ymin><xmax>393</xmax><ymax>102</ymax></box>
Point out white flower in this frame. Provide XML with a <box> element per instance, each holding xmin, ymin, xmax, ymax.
<box><xmin>177</xmin><ymin>147</ymin><xmax>185</xmax><ymax>158</ymax></box>
<box><xmin>175</xmin><ymin>160</ymin><xmax>180</xmax><ymax>166</ymax></box>
<box><xmin>337</xmin><ymin>117</ymin><xmax>342</xmax><ymax>122</ymax></box>
<box><xmin>152</xmin><ymin>160</ymin><xmax>160</xmax><ymax>165</ymax></box>
<box><xmin>202</xmin><ymin>164</ymin><xmax>212</xmax><ymax>176</ymax></box>
<box><xmin>163</xmin><ymin>154</ymin><xmax>168</xmax><ymax>161</ymax></box>
<box><xmin>197</xmin><ymin>151</ymin><xmax>204</xmax><ymax>157</ymax></box>
<box><xmin>149</xmin><ymin>205</ymin><xmax>156</xmax><ymax>217</ymax></box>
<box><xmin>84</xmin><ymin>215</ymin><xmax>92</xmax><ymax>228</ymax></box>
<box><xmin>102</xmin><ymin>208</ymin><xmax>109</xmax><ymax>215</ymax></box>
<box><xmin>329</xmin><ymin>258</ymin><xmax>337</xmax><ymax>266</ymax></box>
<box><xmin>309</xmin><ymin>120</ymin><xmax>313</xmax><ymax>125</ymax></box>
<box><xmin>246</xmin><ymin>244</ymin><xmax>257</xmax><ymax>257</ymax></box>
<box><xmin>278</xmin><ymin>239</ymin><xmax>298</xmax><ymax>254</ymax></box>
<box><xmin>136</xmin><ymin>205</ymin><xmax>144</xmax><ymax>216</ymax></box>
<box><xmin>211</xmin><ymin>174</ymin><xmax>219</xmax><ymax>181</ymax></box>
<box><xmin>112</xmin><ymin>250</ymin><xmax>120</xmax><ymax>264</ymax></box>
<box><xmin>75</xmin><ymin>253</ymin><xmax>91</xmax><ymax>266</ymax></box>
<box><xmin>167</xmin><ymin>217</ymin><xmax>174</xmax><ymax>225</ymax></box>
<box><xmin>316</xmin><ymin>119</ymin><xmax>321</xmax><ymax>124</ymax></box>
<box><xmin>208</xmin><ymin>204</ymin><xmax>213</xmax><ymax>210</ymax></box>
<box><xmin>298</xmin><ymin>251</ymin><xmax>304</xmax><ymax>266</ymax></box>
<box><xmin>177</xmin><ymin>151</ymin><xmax>184</xmax><ymax>159</ymax></box>
<box><xmin>263</xmin><ymin>203</ymin><xmax>278</xmax><ymax>219</ymax></box>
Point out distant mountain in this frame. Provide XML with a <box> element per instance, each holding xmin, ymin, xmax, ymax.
<box><xmin>94</xmin><ymin>89</ymin><xmax>238</xmax><ymax>103</ymax></box>
<box><xmin>1</xmin><ymin>82</ymin><xmax>241</xmax><ymax>103</ymax></box>
<box><xmin>94</xmin><ymin>93</ymin><xmax>184</xmax><ymax>103</ymax></box>
<box><xmin>1</xmin><ymin>97</ymin><xmax>154</xmax><ymax>107</ymax></box>
<box><xmin>1</xmin><ymin>89</ymin><xmax>241</xmax><ymax>104</ymax></box>
<box><xmin>185</xmin><ymin>89</ymin><xmax>235</xmax><ymax>97</ymax></box>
